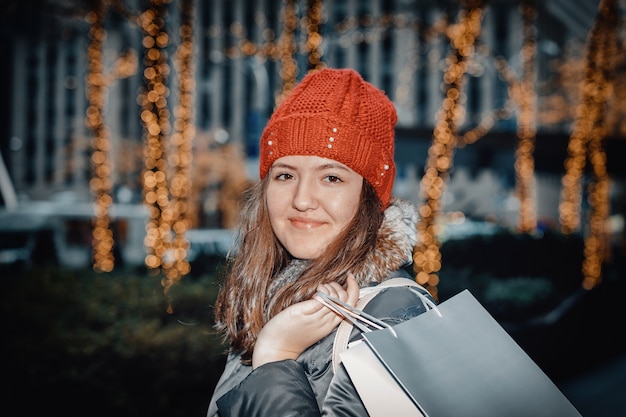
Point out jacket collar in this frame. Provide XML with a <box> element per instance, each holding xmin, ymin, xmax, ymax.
<box><xmin>352</xmin><ymin>197</ymin><xmax>418</xmax><ymax>286</ymax></box>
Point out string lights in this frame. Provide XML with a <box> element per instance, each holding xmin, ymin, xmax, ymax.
<box><xmin>514</xmin><ymin>0</ymin><xmax>538</xmax><ymax>233</ymax></box>
<box><xmin>78</xmin><ymin>1</ymin><xmax>620</xmax><ymax>296</ymax></box>
<box><xmin>276</xmin><ymin>0</ymin><xmax>299</xmax><ymax>104</ymax></box>
<box><xmin>414</xmin><ymin>1</ymin><xmax>484</xmax><ymax>298</ymax></box>
<box><xmin>160</xmin><ymin>0</ymin><xmax>196</xmax><ymax>292</ymax></box>
<box><xmin>223</xmin><ymin>5</ymin><xmax>437</xmax><ymax>106</ymax></box>
<box><xmin>137</xmin><ymin>0</ymin><xmax>172</xmax><ymax>275</ymax></box>
<box><xmin>85</xmin><ymin>1</ymin><xmax>114</xmax><ymax>273</ymax></box>
<box><xmin>85</xmin><ymin>0</ymin><xmax>137</xmax><ymax>272</ymax></box>
<box><xmin>559</xmin><ymin>0</ymin><xmax>618</xmax><ymax>289</ymax></box>
<box><xmin>304</xmin><ymin>0</ymin><xmax>324</xmax><ymax>71</ymax></box>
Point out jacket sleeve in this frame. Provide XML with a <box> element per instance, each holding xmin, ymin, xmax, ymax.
<box><xmin>215</xmin><ymin>284</ymin><xmax>433</xmax><ymax>417</ymax></box>
<box><xmin>215</xmin><ymin>359</ymin><xmax>320</xmax><ymax>417</ymax></box>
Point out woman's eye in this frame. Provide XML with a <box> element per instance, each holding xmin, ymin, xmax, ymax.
<box><xmin>275</xmin><ymin>173</ymin><xmax>293</xmax><ymax>181</ymax></box>
<box><xmin>324</xmin><ymin>175</ymin><xmax>342</xmax><ymax>183</ymax></box>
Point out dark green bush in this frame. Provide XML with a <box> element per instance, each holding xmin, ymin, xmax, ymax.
<box><xmin>436</xmin><ymin>230</ymin><xmax>586</xmax><ymax>321</ymax></box>
<box><xmin>1</xmin><ymin>265</ymin><xmax>227</xmax><ymax>417</ymax></box>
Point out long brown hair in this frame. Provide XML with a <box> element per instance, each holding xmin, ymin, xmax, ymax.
<box><xmin>213</xmin><ymin>177</ymin><xmax>383</xmax><ymax>362</ymax></box>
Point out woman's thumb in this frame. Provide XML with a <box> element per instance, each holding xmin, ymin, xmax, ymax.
<box><xmin>345</xmin><ymin>273</ymin><xmax>359</xmax><ymax>306</ymax></box>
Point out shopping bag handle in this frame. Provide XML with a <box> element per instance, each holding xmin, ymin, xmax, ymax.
<box><xmin>409</xmin><ymin>286</ymin><xmax>441</xmax><ymax>316</ymax></box>
<box><xmin>328</xmin><ymin>277</ymin><xmax>441</xmax><ymax>371</ymax></box>
<box><xmin>316</xmin><ymin>282</ymin><xmax>440</xmax><ymax>319</ymax></box>
<box><xmin>316</xmin><ymin>286</ymin><xmax>442</xmax><ymax>338</ymax></box>
<box><xmin>314</xmin><ymin>291</ymin><xmax>396</xmax><ymax>336</ymax></box>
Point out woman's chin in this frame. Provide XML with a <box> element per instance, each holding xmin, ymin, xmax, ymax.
<box><xmin>287</xmin><ymin>246</ymin><xmax>323</xmax><ymax>260</ymax></box>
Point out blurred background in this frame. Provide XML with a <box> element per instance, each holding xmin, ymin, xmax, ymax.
<box><xmin>0</xmin><ymin>0</ymin><xmax>625</xmax><ymax>416</ymax></box>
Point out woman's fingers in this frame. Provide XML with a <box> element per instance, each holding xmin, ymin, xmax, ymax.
<box><xmin>317</xmin><ymin>273</ymin><xmax>360</xmax><ymax>302</ymax></box>
<box><xmin>317</xmin><ymin>281</ymin><xmax>344</xmax><ymax>299</ymax></box>
<box><xmin>344</xmin><ymin>273</ymin><xmax>359</xmax><ymax>306</ymax></box>
<box><xmin>253</xmin><ymin>274</ymin><xmax>361</xmax><ymax>369</ymax></box>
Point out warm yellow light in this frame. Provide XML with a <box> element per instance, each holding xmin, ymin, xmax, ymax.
<box><xmin>414</xmin><ymin>2</ymin><xmax>483</xmax><ymax>298</ymax></box>
<box><xmin>81</xmin><ymin>0</ymin><xmax>144</xmax><ymax>274</ymax></box>
<box><xmin>559</xmin><ymin>0</ymin><xmax>617</xmax><ymax>289</ymax></box>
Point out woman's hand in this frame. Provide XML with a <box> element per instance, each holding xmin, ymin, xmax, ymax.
<box><xmin>252</xmin><ymin>274</ymin><xmax>359</xmax><ymax>369</ymax></box>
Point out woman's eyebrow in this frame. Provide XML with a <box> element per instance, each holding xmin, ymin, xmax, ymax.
<box><xmin>317</xmin><ymin>163</ymin><xmax>352</xmax><ymax>172</ymax></box>
<box><xmin>270</xmin><ymin>162</ymin><xmax>352</xmax><ymax>172</ymax></box>
<box><xmin>270</xmin><ymin>162</ymin><xmax>297</xmax><ymax>170</ymax></box>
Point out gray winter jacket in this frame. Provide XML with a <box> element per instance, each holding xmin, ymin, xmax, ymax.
<box><xmin>207</xmin><ymin>199</ymin><xmax>432</xmax><ymax>417</ymax></box>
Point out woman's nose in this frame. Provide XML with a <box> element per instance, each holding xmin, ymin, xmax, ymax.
<box><xmin>292</xmin><ymin>178</ymin><xmax>318</xmax><ymax>211</ymax></box>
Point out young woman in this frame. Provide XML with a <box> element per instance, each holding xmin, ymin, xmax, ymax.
<box><xmin>207</xmin><ymin>68</ymin><xmax>433</xmax><ymax>417</ymax></box>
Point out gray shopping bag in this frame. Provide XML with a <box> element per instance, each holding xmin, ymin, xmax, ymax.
<box><xmin>362</xmin><ymin>290</ymin><xmax>582</xmax><ymax>417</ymax></box>
<box><xmin>340</xmin><ymin>340</ymin><xmax>425</xmax><ymax>417</ymax></box>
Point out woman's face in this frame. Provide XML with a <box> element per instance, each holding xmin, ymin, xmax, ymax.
<box><xmin>266</xmin><ymin>155</ymin><xmax>363</xmax><ymax>260</ymax></box>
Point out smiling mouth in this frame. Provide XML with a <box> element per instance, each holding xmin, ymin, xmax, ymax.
<box><xmin>289</xmin><ymin>218</ymin><xmax>324</xmax><ymax>229</ymax></box>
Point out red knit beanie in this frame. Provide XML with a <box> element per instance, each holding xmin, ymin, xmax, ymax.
<box><xmin>259</xmin><ymin>68</ymin><xmax>397</xmax><ymax>209</ymax></box>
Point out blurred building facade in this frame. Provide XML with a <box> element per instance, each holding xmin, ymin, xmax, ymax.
<box><xmin>2</xmin><ymin>0</ymin><xmax>623</xmax><ymax>267</ymax></box>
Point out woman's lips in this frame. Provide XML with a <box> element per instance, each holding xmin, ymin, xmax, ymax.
<box><xmin>289</xmin><ymin>217</ymin><xmax>324</xmax><ymax>229</ymax></box>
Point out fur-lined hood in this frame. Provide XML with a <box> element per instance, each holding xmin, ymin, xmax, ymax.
<box><xmin>268</xmin><ymin>197</ymin><xmax>418</xmax><ymax>294</ymax></box>
<box><xmin>352</xmin><ymin>197</ymin><xmax>418</xmax><ymax>286</ymax></box>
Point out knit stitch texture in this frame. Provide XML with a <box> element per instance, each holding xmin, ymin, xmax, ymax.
<box><xmin>259</xmin><ymin>68</ymin><xmax>397</xmax><ymax>208</ymax></box>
